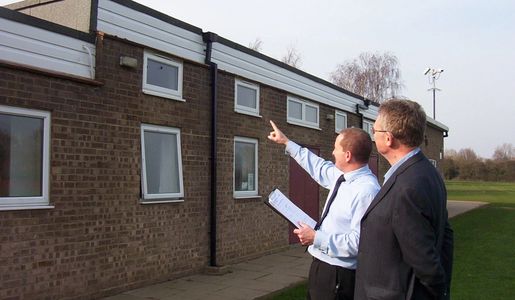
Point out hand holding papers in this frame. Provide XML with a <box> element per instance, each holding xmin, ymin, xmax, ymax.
<box><xmin>266</xmin><ymin>189</ymin><xmax>317</xmax><ymax>229</ymax></box>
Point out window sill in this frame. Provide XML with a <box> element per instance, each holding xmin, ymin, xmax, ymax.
<box><xmin>140</xmin><ymin>199</ymin><xmax>184</xmax><ymax>204</ymax></box>
<box><xmin>286</xmin><ymin>120</ymin><xmax>321</xmax><ymax>131</ymax></box>
<box><xmin>234</xmin><ymin>109</ymin><xmax>262</xmax><ymax>118</ymax></box>
<box><xmin>0</xmin><ymin>205</ymin><xmax>55</xmax><ymax>211</ymax></box>
<box><xmin>234</xmin><ymin>195</ymin><xmax>262</xmax><ymax>200</ymax></box>
<box><xmin>142</xmin><ymin>89</ymin><xmax>186</xmax><ymax>102</ymax></box>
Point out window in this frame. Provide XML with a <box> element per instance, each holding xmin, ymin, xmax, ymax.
<box><xmin>0</xmin><ymin>105</ymin><xmax>50</xmax><ymax>210</ymax></box>
<box><xmin>287</xmin><ymin>96</ymin><xmax>319</xmax><ymax>129</ymax></box>
<box><xmin>335</xmin><ymin>111</ymin><xmax>348</xmax><ymax>133</ymax></box>
<box><xmin>141</xmin><ymin>124</ymin><xmax>184</xmax><ymax>202</ymax></box>
<box><xmin>363</xmin><ymin>119</ymin><xmax>374</xmax><ymax>139</ymax></box>
<box><xmin>234</xmin><ymin>137</ymin><xmax>258</xmax><ymax>198</ymax></box>
<box><xmin>235</xmin><ymin>79</ymin><xmax>260</xmax><ymax>116</ymax></box>
<box><xmin>142</xmin><ymin>51</ymin><xmax>183</xmax><ymax>100</ymax></box>
<box><xmin>429</xmin><ymin>159</ymin><xmax>437</xmax><ymax>168</ymax></box>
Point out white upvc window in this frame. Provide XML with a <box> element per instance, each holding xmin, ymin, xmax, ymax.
<box><xmin>335</xmin><ymin>111</ymin><xmax>348</xmax><ymax>133</ymax></box>
<box><xmin>235</xmin><ymin>79</ymin><xmax>260</xmax><ymax>116</ymax></box>
<box><xmin>429</xmin><ymin>159</ymin><xmax>437</xmax><ymax>168</ymax></box>
<box><xmin>363</xmin><ymin>119</ymin><xmax>374</xmax><ymax>139</ymax></box>
<box><xmin>142</xmin><ymin>51</ymin><xmax>184</xmax><ymax>101</ymax></box>
<box><xmin>141</xmin><ymin>124</ymin><xmax>184</xmax><ymax>202</ymax></box>
<box><xmin>287</xmin><ymin>96</ymin><xmax>319</xmax><ymax>129</ymax></box>
<box><xmin>234</xmin><ymin>137</ymin><xmax>258</xmax><ymax>198</ymax></box>
<box><xmin>0</xmin><ymin>105</ymin><xmax>51</xmax><ymax>210</ymax></box>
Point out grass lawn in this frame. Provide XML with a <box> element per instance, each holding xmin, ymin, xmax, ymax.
<box><xmin>267</xmin><ymin>180</ymin><xmax>515</xmax><ymax>300</ymax></box>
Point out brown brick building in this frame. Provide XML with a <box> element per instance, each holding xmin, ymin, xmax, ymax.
<box><xmin>0</xmin><ymin>1</ymin><xmax>449</xmax><ymax>299</ymax></box>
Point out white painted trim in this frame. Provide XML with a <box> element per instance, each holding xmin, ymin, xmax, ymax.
<box><xmin>233</xmin><ymin>136</ymin><xmax>259</xmax><ymax>198</ymax></box>
<box><xmin>287</xmin><ymin>96</ymin><xmax>320</xmax><ymax>129</ymax></box>
<box><xmin>335</xmin><ymin>111</ymin><xmax>348</xmax><ymax>133</ymax></box>
<box><xmin>0</xmin><ymin>105</ymin><xmax>51</xmax><ymax>208</ymax></box>
<box><xmin>140</xmin><ymin>124</ymin><xmax>185</xmax><ymax>201</ymax></box>
<box><xmin>0</xmin><ymin>205</ymin><xmax>54</xmax><ymax>211</ymax></box>
<box><xmin>234</xmin><ymin>79</ymin><xmax>260</xmax><ymax>116</ymax></box>
<box><xmin>142</xmin><ymin>51</ymin><xmax>184</xmax><ymax>100</ymax></box>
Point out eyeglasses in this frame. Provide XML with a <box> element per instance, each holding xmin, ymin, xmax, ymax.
<box><xmin>371</xmin><ymin>127</ymin><xmax>388</xmax><ymax>134</ymax></box>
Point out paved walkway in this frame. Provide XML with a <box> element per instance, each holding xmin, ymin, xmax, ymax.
<box><xmin>101</xmin><ymin>200</ymin><xmax>487</xmax><ymax>300</ymax></box>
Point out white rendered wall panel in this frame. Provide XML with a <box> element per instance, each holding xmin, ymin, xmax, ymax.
<box><xmin>97</xmin><ymin>0</ymin><xmax>205</xmax><ymax>64</ymax></box>
<box><xmin>0</xmin><ymin>18</ymin><xmax>95</xmax><ymax>78</ymax></box>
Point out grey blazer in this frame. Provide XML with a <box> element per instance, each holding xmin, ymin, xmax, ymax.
<box><xmin>355</xmin><ymin>152</ymin><xmax>453</xmax><ymax>300</ymax></box>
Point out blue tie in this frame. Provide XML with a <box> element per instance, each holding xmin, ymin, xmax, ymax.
<box><xmin>315</xmin><ymin>174</ymin><xmax>345</xmax><ymax>230</ymax></box>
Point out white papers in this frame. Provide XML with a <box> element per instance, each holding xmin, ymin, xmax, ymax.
<box><xmin>267</xmin><ymin>189</ymin><xmax>317</xmax><ymax>229</ymax></box>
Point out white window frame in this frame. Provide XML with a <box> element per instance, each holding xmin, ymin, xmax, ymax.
<box><xmin>363</xmin><ymin>119</ymin><xmax>374</xmax><ymax>140</ymax></box>
<box><xmin>0</xmin><ymin>105</ymin><xmax>51</xmax><ymax>210</ymax></box>
<box><xmin>429</xmin><ymin>159</ymin><xmax>437</xmax><ymax>168</ymax></box>
<box><xmin>233</xmin><ymin>137</ymin><xmax>259</xmax><ymax>198</ymax></box>
<box><xmin>142</xmin><ymin>51</ymin><xmax>184</xmax><ymax>101</ymax></box>
<box><xmin>235</xmin><ymin>79</ymin><xmax>260</xmax><ymax>117</ymax></box>
<box><xmin>335</xmin><ymin>111</ymin><xmax>348</xmax><ymax>133</ymax></box>
<box><xmin>140</xmin><ymin>124</ymin><xmax>184</xmax><ymax>203</ymax></box>
<box><xmin>287</xmin><ymin>96</ymin><xmax>320</xmax><ymax>129</ymax></box>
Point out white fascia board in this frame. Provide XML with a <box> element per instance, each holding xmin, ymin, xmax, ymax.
<box><xmin>361</xmin><ymin>105</ymin><xmax>379</xmax><ymax>120</ymax></box>
<box><xmin>211</xmin><ymin>42</ymin><xmax>359</xmax><ymax>113</ymax></box>
<box><xmin>97</xmin><ymin>0</ymin><xmax>204</xmax><ymax>64</ymax></box>
<box><xmin>0</xmin><ymin>18</ymin><xmax>95</xmax><ymax>78</ymax></box>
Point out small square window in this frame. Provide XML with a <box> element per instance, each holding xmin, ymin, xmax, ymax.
<box><xmin>235</xmin><ymin>79</ymin><xmax>260</xmax><ymax>116</ymax></box>
<box><xmin>234</xmin><ymin>137</ymin><xmax>258</xmax><ymax>198</ymax></box>
<box><xmin>363</xmin><ymin>119</ymin><xmax>374</xmax><ymax>140</ymax></box>
<box><xmin>141</xmin><ymin>124</ymin><xmax>184</xmax><ymax>201</ymax></box>
<box><xmin>335</xmin><ymin>111</ymin><xmax>348</xmax><ymax>133</ymax></box>
<box><xmin>0</xmin><ymin>105</ymin><xmax>50</xmax><ymax>210</ymax></box>
<box><xmin>143</xmin><ymin>51</ymin><xmax>183</xmax><ymax>101</ymax></box>
<box><xmin>287</xmin><ymin>96</ymin><xmax>319</xmax><ymax>129</ymax></box>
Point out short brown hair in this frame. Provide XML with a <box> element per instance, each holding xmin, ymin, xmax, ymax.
<box><xmin>378</xmin><ymin>99</ymin><xmax>426</xmax><ymax>147</ymax></box>
<box><xmin>339</xmin><ymin>128</ymin><xmax>372</xmax><ymax>164</ymax></box>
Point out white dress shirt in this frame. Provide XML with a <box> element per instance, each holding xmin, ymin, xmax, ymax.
<box><xmin>286</xmin><ymin>141</ymin><xmax>380</xmax><ymax>269</ymax></box>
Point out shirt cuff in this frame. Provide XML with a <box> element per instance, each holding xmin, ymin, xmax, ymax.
<box><xmin>313</xmin><ymin>230</ymin><xmax>329</xmax><ymax>254</ymax></box>
<box><xmin>285</xmin><ymin>140</ymin><xmax>300</xmax><ymax>156</ymax></box>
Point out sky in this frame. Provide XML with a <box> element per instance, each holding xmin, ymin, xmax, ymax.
<box><xmin>1</xmin><ymin>0</ymin><xmax>514</xmax><ymax>158</ymax></box>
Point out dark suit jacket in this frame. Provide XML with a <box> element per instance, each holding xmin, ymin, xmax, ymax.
<box><xmin>355</xmin><ymin>152</ymin><xmax>453</xmax><ymax>300</ymax></box>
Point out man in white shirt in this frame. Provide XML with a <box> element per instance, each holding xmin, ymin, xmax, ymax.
<box><xmin>268</xmin><ymin>120</ymin><xmax>380</xmax><ymax>300</ymax></box>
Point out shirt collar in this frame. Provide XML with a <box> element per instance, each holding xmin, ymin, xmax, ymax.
<box><xmin>383</xmin><ymin>147</ymin><xmax>420</xmax><ymax>185</ymax></box>
<box><xmin>343</xmin><ymin>164</ymin><xmax>372</xmax><ymax>184</ymax></box>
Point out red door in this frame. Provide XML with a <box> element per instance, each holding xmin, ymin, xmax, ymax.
<box><xmin>288</xmin><ymin>147</ymin><xmax>320</xmax><ymax>244</ymax></box>
<box><xmin>368</xmin><ymin>154</ymin><xmax>378</xmax><ymax>178</ymax></box>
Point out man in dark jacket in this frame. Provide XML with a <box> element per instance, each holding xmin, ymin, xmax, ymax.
<box><xmin>354</xmin><ymin>99</ymin><xmax>453</xmax><ymax>300</ymax></box>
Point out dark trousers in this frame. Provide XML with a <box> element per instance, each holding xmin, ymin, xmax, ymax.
<box><xmin>307</xmin><ymin>257</ymin><xmax>356</xmax><ymax>300</ymax></box>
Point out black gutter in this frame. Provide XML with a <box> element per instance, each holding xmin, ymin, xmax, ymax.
<box><xmin>203</xmin><ymin>32</ymin><xmax>219</xmax><ymax>267</ymax></box>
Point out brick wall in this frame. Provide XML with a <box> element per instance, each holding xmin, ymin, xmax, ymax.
<box><xmin>0</xmin><ymin>33</ymin><xmax>446</xmax><ymax>299</ymax></box>
<box><xmin>0</xmin><ymin>36</ymin><xmax>213</xmax><ymax>299</ymax></box>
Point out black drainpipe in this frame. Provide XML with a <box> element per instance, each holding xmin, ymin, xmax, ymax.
<box><xmin>203</xmin><ymin>32</ymin><xmax>219</xmax><ymax>267</ymax></box>
<box><xmin>356</xmin><ymin>99</ymin><xmax>370</xmax><ymax>128</ymax></box>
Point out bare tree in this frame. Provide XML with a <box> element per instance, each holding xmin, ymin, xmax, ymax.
<box><xmin>281</xmin><ymin>45</ymin><xmax>302</xmax><ymax>68</ymax></box>
<box><xmin>330</xmin><ymin>52</ymin><xmax>403</xmax><ymax>103</ymax></box>
<box><xmin>456</xmin><ymin>148</ymin><xmax>480</xmax><ymax>162</ymax></box>
<box><xmin>248</xmin><ymin>38</ymin><xmax>263</xmax><ymax>52</ymax></box>
<box><xmin>492</xmin><ymin>143</ymin><xmax>515</xmax><ymax>160</ymax></box>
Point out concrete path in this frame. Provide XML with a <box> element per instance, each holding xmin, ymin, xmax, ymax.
<box><xmin>100</xmin><ymin>200</ymin><xmax>487</xmax><ymax>300</ymax></box>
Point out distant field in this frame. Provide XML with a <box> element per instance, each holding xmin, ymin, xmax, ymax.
<box><xmin>446</xmin><ymin>180</ymin><xmax>515</xmax><ymax>204</ymax></box>
<box><xmin>268</xmin><ymin>180</ymin><xmax>515</xmax><ymax>300</ymax></box>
